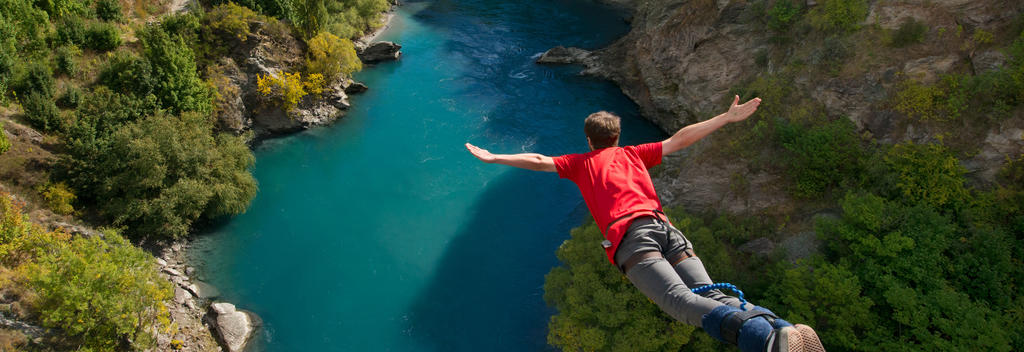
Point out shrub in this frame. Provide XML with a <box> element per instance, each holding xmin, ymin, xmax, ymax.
<box><xmin>57</xmin><ymin>84</ymin><xmax>82</xmax><ymax>108</ymax></box>
<box><xmin>138</xmin><ymin>24</ymin><xmax>211</xmax><ymax>114</ymax></box>
<box><xmin>0</xmin><ymin>122</ymin><xmax>10</xmax><ymax>155</ymax></box>
<box><xmin>13</xmin><ymin>62</ymin><xmax>55</xmax><ymax>98</ymax></box>
<box><xmin>38</xmin><ymin>182</ymin><xmax>76</xmax><ymax>215</ymax></box>
<box><xmin>95</xmin><ymin>0</ymin><xmax>124</xmax><ymax>22</ymax></box>
<box><xmin>257</xmin><ymin>71</ymin><xmax>313</xmax><ymax>111</ymax></box>
<box><xmin>808</xmin><ymin>0</ymin><xmax>868</xmax><ymax>33</ymax></box>
<box><xmin>21</xmin><ymin>92</ymin><xmax>61</xmax><ymax>132</ymax></box>
<box><xmin>777</xmin><ymin>118</ymin><xmax>866</xmax><ymax>198</ymax></box>
<box><xmin>84</xmin><ymin>22</ymin><xmax>122</xmax><ymax>51</ymax></box>
<box><xmin>84</xmin><ymin>112</ymin><xmax>257</xmax><ymax>239</ymax></box>
<box><xmin>20</xmin><ymin>230</ymin><xmax>172</xmax><ymax>350</ymax></box>
<box><xmin>207</xmin><ymin>0</ymin><xmax>294</xmax><ymax>24</ymax></box>
<box><xmin>893</xmin><ymin>77</ymin><xmax>964</xmax><ymax>121</ymax></box>
<box><xmin>204</xmin><ymin>3</ymin><xmax>262</xmax><ymax>41</ymax></box>
<box><xmin>98</xmin><ymin>51</ymin><xmax>155</xmax><ymax>97</ymax></box>
<box><xmin>305</xmin><ymin>31</ymin><xmax>361</xmax><ymax>82</ymax></box>
<box><xmin>883</xmin><ymin>143</ymin><xmax>968</xmax><ymax>209</ymax></box>
<box><xmin>55</xmin><ymin>16</ymin><xmax>87</xmax><ymax>45</ymax></box>
<box><xmin>766</xmin><ymin>0</ymin><xmax>803</xmax><ymax>31</ymax></box>
<box><xmin>889</xmin><ymin>18</ymin><xmax>927</xmax><ymax>48</ymax></box>
<box><xmin>54</xmin><ymin>45</ymin><xmax>80</xmax><ymax>76</ymax></box>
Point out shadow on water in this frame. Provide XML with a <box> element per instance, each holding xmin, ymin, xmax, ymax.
<box><xmin>397</xmin><ymin>0</ymin><xmax>665</xmax><ymax>349</ymax></box>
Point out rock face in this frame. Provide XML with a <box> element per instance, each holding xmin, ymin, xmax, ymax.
<box><xmin>547</xmin><ymin>0</ymin><xmax>1024</xmax><ymax>214</ymax></box>
<box><xmin>357</xmin><ymin>41</ymin><xmax>402</xmax><ymax>63</ymax></box>
<box><xmin>205</xmin><ymin>19</ymin><xmax>352</xmax><ymax>139</ymax></box>
<box><xmin>210</xmin><ymin>302</ymin><xmax>258</xmax><ymax>352</ymax></box>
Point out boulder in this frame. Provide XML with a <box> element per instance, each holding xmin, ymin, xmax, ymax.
<box><xmin>738</xmin><ymin>238</ymin><xmax>775</xmax><ymax>257</ymax></box>
<box><xmin>210</xmin><ymin>302</ymin><xmax>257</xmax><ymax>352</ymax></box>
<box><xmin>163</xmin><ymin>267</ymin><xmax>184</xmax><ymax>277</ymax></box>
<box><xmin>358</xmin><ymin>41</ymin><xmax>402</xmax><ymax>63</ymax></box>
<box><xmin>345</xmin><ymin>81</ymin><xmax>369</xmax><ymax>94</ymax></box>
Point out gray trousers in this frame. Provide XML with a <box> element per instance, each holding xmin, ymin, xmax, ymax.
<box><xmin>613</xmin><ymin>217</ymin><xmax>745</xmax><ymax>326</ymax></box>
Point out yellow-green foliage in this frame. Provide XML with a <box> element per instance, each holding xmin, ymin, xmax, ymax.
<box><xmin>884</xmin><ymin>143</ymin><xmax>968</xmax><ymax>209</ymax></box>
<box><xmin>257</xmin><ymin>71</ymin><xmax>325</xmax><ymax>111</ymax></box>
<box><xmin>38</xmin><ymin>182</ymin><xmax>76</xmax><ymax>215</ymax></box>
<box><xmin>305</xmin><ymin>31</ymin><xmax>362</xmax><ymax>82</ymax></box>
<box><xmin>0</xmin><ymin>193</ymin><xmax>173</xmax><ymax>351</ymax></box>
<box><xmin>0</xmin><ymin>122</ymin><xmax>10</xmax><ymax>155</ymax></box>
<box><xmin>808</xmin><ymin>0</ymin><xmax>868</xmax><ymax>33</ymax></box>
<box><xmin>305</xmin><ymin>73</ymin><xmax>325</xmax><ymax>95</ymax></box>
<box><xmin>205</xmin><ymin>2</ymin><xmax>264</xmax><ymax>41</ymax></box>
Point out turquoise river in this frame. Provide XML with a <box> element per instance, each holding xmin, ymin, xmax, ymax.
<box><xmin>191</xmin><ymin>0</ymin><xmax>665</xmax><ymax>350</ymax></box>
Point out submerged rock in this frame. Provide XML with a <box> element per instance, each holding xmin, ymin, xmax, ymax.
<box><xmin>536</xmin><ymin>46</ymin><xmax>591</xmax><ymax>64</ymax></box>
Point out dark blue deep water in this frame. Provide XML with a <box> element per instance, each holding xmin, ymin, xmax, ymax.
<box><xmin>192</xmin><ymin>0</ymin><xmax>665</xmax><ymax>350</ymax></box>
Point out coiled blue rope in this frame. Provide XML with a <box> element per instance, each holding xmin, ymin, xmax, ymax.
<box><xmin>691</xmin><ymin>283</ymin><xmax>748</xmax><ymax>311</ymax></box>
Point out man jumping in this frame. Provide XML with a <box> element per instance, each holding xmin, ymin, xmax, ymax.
<box><xmin>465</xmin><ymin>96</ymin><xmax>825</xmax><ymax>352</ymax></box>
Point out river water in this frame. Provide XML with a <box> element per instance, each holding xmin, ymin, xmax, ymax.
<box><xmin>191</xmin><ymin>0</ymin><xmax>665</xmax><ymax>350</ymax></box>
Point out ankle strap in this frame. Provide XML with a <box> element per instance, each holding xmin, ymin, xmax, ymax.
<box><xmin>721</xmin><ymin>309</ymin><xmax>778</xmax><ymax>345</ymax></box>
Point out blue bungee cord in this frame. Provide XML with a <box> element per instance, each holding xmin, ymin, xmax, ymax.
<box><xmin>691</xmin><ymin>283</ymin><xmax>748</xmax><ymax>311</ymax></box>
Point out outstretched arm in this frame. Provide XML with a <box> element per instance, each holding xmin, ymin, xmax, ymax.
<box><xmin>465</xmin><ymin>143</ymin><xmax>557</xmax><ymax>172</ymax></box>
<box><xmin>661</xmin><ymin>95</ymin><xmax>762</xmax><ymax>156</ymax></box>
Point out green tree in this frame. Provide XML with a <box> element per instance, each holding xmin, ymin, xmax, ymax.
<box><xmin>545</xmin><ymin>220</ymin><xmax>696</xmax><ymax>352</ymax></box>
<box><xmin>84</xmin><ymin>22</ymin><xmax>122</xmax><ymax>52</ymax></box>
<box><xmin>88</xmin><ymin>112</ymin><xmax>257</xmax><ymax>238</ymax></box>
<box><xmin>138</xmin><ymin>24</ymin><xmax>212</xmax><ymax>114</ymax></box>
<box><xmin>21</xmin><ymin>92</ymin><xmax>61</xmax><ymax>132</ymax></box>
<box><xmin>295</xmin><ymin>0</ymin><xmax>328</xmax><ymax>39</ymax></box>
<box><xmin>777</xmin><ymin>118</ymin><xmax>865</xmax><ymax>198</ymax></box>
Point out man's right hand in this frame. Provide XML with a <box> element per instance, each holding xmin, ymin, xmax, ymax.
<box><xmin>723</xmin><ymin>95</ymin><xmax>762</xmax><ymax>123</ymax></box>
<box><xmin>465</xmin><ymin>143</ymin><xmax>496</xmax><ymax>163</ymax></box>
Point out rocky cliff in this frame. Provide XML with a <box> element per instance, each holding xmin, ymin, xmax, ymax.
<box><xmin>553</xmin><ymin>0</ymin><xmax>1024</xmax><ymax>215</ymax></box>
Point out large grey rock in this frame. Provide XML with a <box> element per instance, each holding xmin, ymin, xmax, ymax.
<box><xmin>208</xmin><ymin>302</ymin><xmax>261</xmax><ymax>352</ymax></box>
<box><xmin>358</xmin><ymin>41</ymin><xmax>402</xmax><ymax>63</ymax></box>
<box><xmin>344</xmin><ymin>81</ymin><xmax>369</xmax><ymax>94</ymax></box>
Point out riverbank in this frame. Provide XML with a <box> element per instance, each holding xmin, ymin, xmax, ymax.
<box><xmin>155</xmin><ymin>7</ymin><xmax>403</xmax><ymax>350</ymax></box>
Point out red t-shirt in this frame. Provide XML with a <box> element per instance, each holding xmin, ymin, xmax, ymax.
<box><xmin>553</xmin><ymin>142</ymin><xmax>664</xmax><ymax>264</ymax></box>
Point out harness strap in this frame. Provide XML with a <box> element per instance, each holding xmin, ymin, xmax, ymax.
<box><xmin>604</xmin><ymin>209</ymin><xmax>669</xmax><ymax>234</ymax></box>
<box><xmin>721</xmin><ymin>309</ymin><xmax>778</xmax><ymax>345</ymax></box>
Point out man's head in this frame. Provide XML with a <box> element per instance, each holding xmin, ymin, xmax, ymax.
<box><xmin>584</xmin><ymin>111</ymin><xmax>621</xmax><ymax>150</ymax></box>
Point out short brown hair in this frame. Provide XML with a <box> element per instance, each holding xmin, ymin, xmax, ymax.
<box><xmin>584</xmin><ymin>111</ymin><xmax>621</xmax><ymax>149</ymax></box>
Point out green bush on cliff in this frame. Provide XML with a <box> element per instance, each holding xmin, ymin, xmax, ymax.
<box><xmin>882</xmin><ymin>143</ymin><xmax>967</xmax><ymax>210</ymax></box>
<box><xmin>777</xmin><ymin>118</ymin><xmax>866</xmax><ymax>198</ymax></box>
<box><xmin>808</xmin><ymin>0</ymin><xmax>867</xmax><ymax>33</ymax></box>
<box><xmin>138</xmin><ymin>23</ymin><xmax>212</xmax><ymax>114</ymax></box>
<box><xmin>766</xmin><ymin>0</ymin><xmax>804</xmax><ymax>31</ymax></box>
<box><xmin>0</xmin><ymin>194</ymin><xmax>173</xmax><ymax>351</ymax></box>
<box><xmin>84</xmin><ymin>22</ymin><xmax>122</xmax><ymax>52</ymax></box>
<box><xmin>21</xmin><ymin>92</ymin><xmax>62</xmax><ymax>132</ymax></box>
<box><xmin>83</xmin><ymin>112</ymin><xmax>257</xmax><ymax>239</ymax></box>
<box><xmin>0</xmin><ymin>122</ymin><xmax>10</xmax><ymax>155</ymax></box>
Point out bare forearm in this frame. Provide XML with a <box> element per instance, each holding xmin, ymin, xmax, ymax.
<box><xmin>489</xmin><ymin>153</ymin><xmax>554</xmax><ymax>172</ymax></box>
<box><xmin>670</xmin><ymin>114</ymin><xmax>730</xmax><ymax>149</ymax></box>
